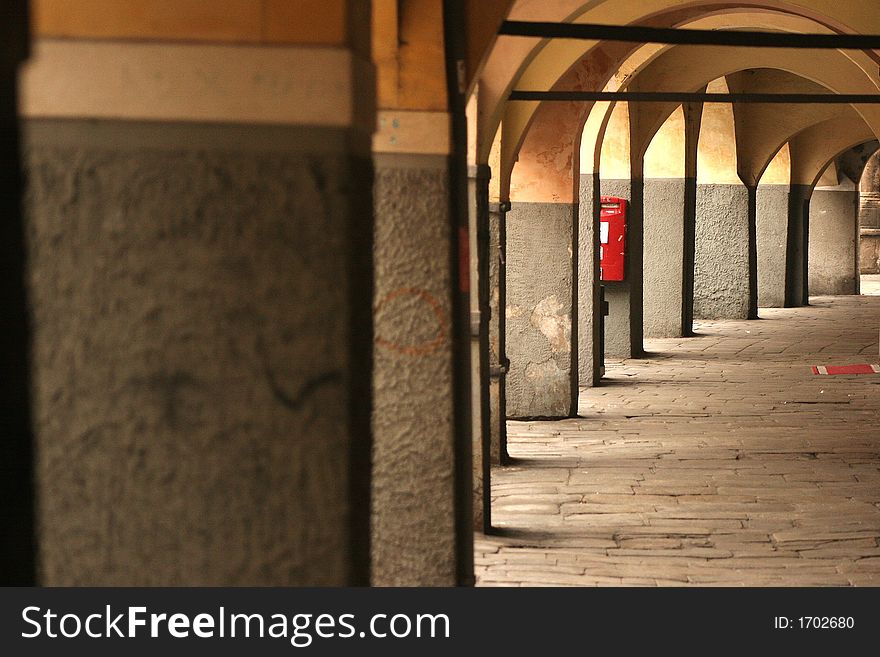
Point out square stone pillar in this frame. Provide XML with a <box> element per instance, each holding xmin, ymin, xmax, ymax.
<box><xmin>695</xmin><ymin>184</ymin><xmax>753</xmax><ymax>319</ymax></box>
<box><xmin>505</xmin><ymin>202</ymin><xmax>578</xmax><ymax>418</ymax></box>
<box><xmin>809</xmin><ymin>188</ymin><xmax>860</xmax><ymax>295</ymax></box>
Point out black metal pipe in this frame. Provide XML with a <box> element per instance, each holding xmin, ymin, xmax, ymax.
<box><xmin>442</xmin><ymin>0</ymin><xmax>476</xmax><ymax>587</ymax></box>
<box><xmin>509</xmin><ymin>91</ymin><xmax>880</xmax><ymax>104</ymax></box>
<box><xmin>500</xmin><ymin>20</ymin><xmax>880</xmax><ymax>49</ymax></box>
<box><xmin>475</xmin><ymin>166</ymin><xmax>492</xmax><ymax>534</ymax></box>
<box><xmin>496</xmin><ymin>202</ymin><xmax>510</xmax><ymax>466</ymax></box>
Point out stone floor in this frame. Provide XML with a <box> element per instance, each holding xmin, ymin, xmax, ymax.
<box><xmin>476</xmin><ymin>294</ymin><xmax>880</xmax><ymax>586</ymax></box>
<box><xmin>862</xmin><ymin>274</ymin><xmax>880</xmax><ymax>296</ymax></box>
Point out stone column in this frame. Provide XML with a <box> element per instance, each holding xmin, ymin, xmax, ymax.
<box><xmin>643</xmin><ymin>177</ymin><xmax>686</xmax><ymax>338</ymax></box>
<box><xmin>21</xmin><ymin>39</ymin><xmax>375</xmax><ymax>585</ymax></box>
<box><xmin>506</xmin><ymin>202</ymin><xmax>578</xmax><ymax>418</ymax></box>
<box><xmin>578</xmin><ymin>173</ymin><xmax>601</xmax><ymax>386</ymax></box>
<box><xmin>372</xmin><ymin>144</ymin><xmax>459</xmax><ymax>585</ymax></box>
<box><xmin>694</xmin><ymin>184</ymin><xmax>753</xmax><ymax>319</ymax></box>
<box><xmin>786</xmin><ymin>185</ymin><xmax>812</xmax><ymax>307</ymax></box>
<box><xmin>757</xmin><ymin>184</ymin><xmax>791</xmax><ymax>308</ymax></box>
<box><xmin>809</xmin><ymin>187</ymin><xmax>860</xmax><ymax>295</ymax></box>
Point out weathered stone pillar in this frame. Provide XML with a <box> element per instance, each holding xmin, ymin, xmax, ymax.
<box><xmin>372</xmin><ymin>142</ymin><xmax>459</xmax><ymax>585</ymax></box>
<box><xmin>643</xmin><ymin>177</ymin><xmax>685</xmax><ymax>338</ymax></box>
<box><xmin>694</xmin><ymin>183</ymin><xmax>753</xmax><ymax>319</ymax></box>
<box><xmin>21</xmin><ymin>38</ymin><xmax>375</xmax><ymax>585</ymax></box>
<box><xmin>809</xmin><ymin>186</ymin><xmax>860</xmax><ymax>295</ymax></box>
<box><xmin>506</xmin><ymin>202</ymin><xmax>578</xmax><ymax>418</ymax></box>
<box><xmin>757</xmin><ymin>184</ymin><xmax>791</xmax><ymax>308</ymax></box>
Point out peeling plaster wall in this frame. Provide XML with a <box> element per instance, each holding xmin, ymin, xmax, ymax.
<box><xmin>809</xmin><ymin>190</ymin><xmax>859</xmax><ymax>296</ymax></box>
<box><xmin>23</xmin><ymin>119</ymin><xmax>372</xmax><ymax>586</ymax></box>
<box><xmin>644</xmin><ymin>178</ymin><xmax>685</xmax><ymax>338</ymax></box>
<box><xmin>695</xmin><ymin>184</ymin><xmax>751</xmax><ymax>319</ymax></box>
<box><xmin>506</xmin><ymin>202</ymin><xmax>576</xmax><ymax>418</ymax></box>
<box><xmin>757</xmin><ymin>185</ymin><xmax>790</xmax><ymax>308</ymax></box>
<box><xmin>372</xmin><ymin>153</ymin><xmax>456</xmax><ymax>585</ymax></box>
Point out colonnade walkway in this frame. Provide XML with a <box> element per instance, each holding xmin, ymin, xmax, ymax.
<box><xmin>476</xmin><ymin>295</ymin><xmax>880</xmax><ymax>586</ymax></box>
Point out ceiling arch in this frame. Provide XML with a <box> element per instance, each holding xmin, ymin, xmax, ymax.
<box><xmin>788</xmin><ymin>117</ymin><xmax>878</xmax><ymax>186</ymax></box>
<box><xmin>478</xmin><ymin>0</ymin><xmax>880</xmax><ymax>162</ymax></box>
<box><xmin>504</xmin><ymin>9</ymin><xmax>879</xmax><ymax>201</ymax></box>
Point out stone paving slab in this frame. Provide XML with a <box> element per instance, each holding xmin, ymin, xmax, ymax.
<box><xmin>476</xmin><ymin>295</ymin><xmax>880</xmax><ymax>586</ymax></box>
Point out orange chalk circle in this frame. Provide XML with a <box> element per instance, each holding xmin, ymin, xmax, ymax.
<box><xmin>375</xmin><ymin>287</ymin><xmax>448</xmax><ymax>356</ymax></box>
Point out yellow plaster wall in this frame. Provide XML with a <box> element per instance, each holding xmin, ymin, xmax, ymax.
<box><xmin>645</xmin><ymin>105</ymin><xmax>686</xmax><ymax>179</ymax></box>
<box><xmin>697</xmin><ymin>79</ymin><xmax>741</xmax><ymax>185</ymax></box>
<box><xmin>760</xmin><ymin>144</ymin><xmax>792</xmax><ymax>185</ymax></box>
<box><xmin>599</xmin><ymin>102</ymin><xmax>631</xmax><ymax>180</ymax></box>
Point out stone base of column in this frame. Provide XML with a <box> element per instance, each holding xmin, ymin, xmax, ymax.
<box><xmin>810</xmin><ymin>189</ymin><xmax>860</xmax><ymax>296</ymax></box>
<box><xmin>757</xmin><ymin>185</ymin><xmax>790</xmax><ymax>308</ymax></box>
<box><xmin>695</xmin><ymin>184</ymin><xmax>751</xmax><ymax>320</ymax></box>
<box><xmin>644</xmin><ymin>178</ymin><xmax>685</xmax><ymax>338</ymax></box>
<box><xmin>506</xmin><ymin>202</ymin><xmax>577</xmax><ymax>419</ymax></box>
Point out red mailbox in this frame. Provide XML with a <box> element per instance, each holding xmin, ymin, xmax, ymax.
<box><xmin>600</xmin><ymin>196</ymin><xmax>627</xmax><ymax>281</ymax></box>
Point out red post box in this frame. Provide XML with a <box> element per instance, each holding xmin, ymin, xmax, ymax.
<box><xmin>600</xmin><ymin>196</ymin><xmax>627</xmax><ymax>281</ymax></box>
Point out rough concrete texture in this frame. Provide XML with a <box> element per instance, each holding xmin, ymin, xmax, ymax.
<box><xmin>23</xmin><ymin>120</ymin><xmax>371</xmax><ymax>586</ymax></box>
<box><xmin>809</xmin><ymin>190</ymin><xmax>859</xmax><ymax>295</ymax></box>
<box><xmin>577</xmin><ymin>175</ymin><xmax>596</xmax><ymax>385</ymax></box>
<box><xmin>756</xmin><ymin>185</ymin><xmax>789</xmax><ymax>308</ymax></box>
<box><xmin>506</xmin><ymin>202</ymin><xmax>575</xmax><ymax>418</ymax></box>
<box><xmin>599</xmin><ymin>179</ymin><xmax>633</xmax><ymax>357</ymax></box>
<box><xmin>372</xmin><ymin>154</ymin><xmax>456</xmax><ymax>585</ymax></box>
<box><xmin>643</xmin><ymin>178</ymin><xmax>684</xmax><ymax>338</ymax></box>
<box><xmin>861</xmin><ymin>234</ymin><xmax>880</xmax><ymax>273</ymax></box>
<box><xmin>695</xmin><ymin>184</ymin><xmax>751</xmax><ymax>319</ymax></box>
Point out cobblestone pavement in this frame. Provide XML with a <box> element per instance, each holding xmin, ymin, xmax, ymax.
<box><xmin>476</xmin><ymin>295</ymin><xmax>880</xmax><ymax>586</ymax></box>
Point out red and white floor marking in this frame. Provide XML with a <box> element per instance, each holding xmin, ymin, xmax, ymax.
<box><xmin>811</xmin><ymin>363</ymin><xmax>880</xmax><ymax>375</ymax></box>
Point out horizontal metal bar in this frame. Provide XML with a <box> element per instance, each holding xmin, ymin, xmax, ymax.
<box><xmin>508</xmin><ymin>91</ymin><xmax>880</xmax><ymax>104</ymax></box>
<box><xmin>500</xmin><ymin>21</ymin><xmax>880</xmax><ymax>49</ymax></box>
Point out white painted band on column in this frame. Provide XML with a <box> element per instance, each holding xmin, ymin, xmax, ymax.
<box><xmin>19</xmin><ymin>39</ymin><xmax>357</xmax><ymax>127</ymax></box>
<box><xmin>373</xmin><ymin>110</ymin><xmax>451</xmax><ymax>155</ymax></box>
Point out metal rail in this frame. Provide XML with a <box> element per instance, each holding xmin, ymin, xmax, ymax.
<box><xmin>500</xmin><ymin>21</ymin><xmax>880</xmax><ymax>49</ymax></box>
<box><xmin>508</xmin><ymin>91</ymin><xmax>880</xmax><ymax>104</ymax></box>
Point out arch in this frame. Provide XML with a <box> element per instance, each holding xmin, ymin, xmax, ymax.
<box><xmin>479</xmin><ymin>1</ymin><xmax>880</xmax><ymax>164</ymax></box>
<box><xmin>505</xmin><ymin>13</ymin><xmax>880</xmax><ymax>205</ymax></box>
